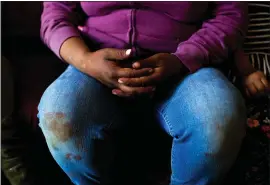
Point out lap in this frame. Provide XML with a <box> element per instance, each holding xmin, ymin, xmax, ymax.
<box><xmin>38</xmin><ymin>66</ymin><xmax>246</xmax><ymax>144</ymax></box>
<box><xmin>37</xmin><ymin>66</ymin><xmax>247</xmax><ymax>184</ymax></box>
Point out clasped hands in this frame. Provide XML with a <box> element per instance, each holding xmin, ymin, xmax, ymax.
<box><xmin>83</xmin><ymin>48</ymin><xmax>183</xmax><ymax>98</ymax></box>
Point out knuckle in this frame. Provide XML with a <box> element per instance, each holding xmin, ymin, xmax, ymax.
<box><xmin>141</xmin><ymin>81</ymin><xmax>146</xmax><ymax>87</ymax></box>
<box><xmin>133</xmin><ymin>79</ymin><xmax>140</xmax><ymax>86</ymax></box>
<box><xmin>102</xmin><ymin>48</ymin><xmax>108</xmax><ymax>54</ymax></box>
<box><xmin>131</xmin><ymin>90</ymin><xmax>138</xmax><ymax>96</ymax></box>
<box><xmin>108</xmin><ymin>70</ymin><xmax>116</xmax><ymax>78</ymax></box>
<box><xmin>124</xmin><ymin>79</ymin><xmax>131</xmax><ymax>85</ymax></box>
<box><xmin>129</xmin><ymin>70</ymin><xmax>136</xmax><ymax>77</ymax></box>
<box><xmin>125</xmin><ymin>87</ymin><xmax>136</xmax><ymax>95</ymax></box>
<box><xmin>251</xmin><ymin>88</ymin><xmax>257</xmax><ymax>93</ymax></box>
<box><xmin>141</xmin><ymin>69</ymin><xmax>148</xmax><ymax>76</ymax></box>
<box><xmin>103</xmin><ymin>49</ymin><xmax>110</xmax><ymax>57</ymax></box>
<box><xmin>140</xmin><ymin>87</ymin><xmax>149</xmax><ymax>93</ymax></box>
<box><xmin>117</xmin><ymin>51</ymin><xmax>124</xmax><ymax>58</ymax></box>
<box><xmin>258</xmin><ymin>86</ymin><xmax>264</xmax><ymax>91</ymax></box>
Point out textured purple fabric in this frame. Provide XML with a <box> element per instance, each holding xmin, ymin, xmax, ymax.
<box><xmin>41</xmin><ymin>2</ymin><xmax>248</xmax><ymax>72</ymax></box>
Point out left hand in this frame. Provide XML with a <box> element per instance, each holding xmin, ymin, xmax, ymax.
<box><xmin>112</xmin><ymin>53</ymin><xmax>186</xmax><ymax>97</ymax></box>
<box><xmin>244</xmin><ymin>70</ymin><xmax>269</xmax><ymax>97</ymax></box>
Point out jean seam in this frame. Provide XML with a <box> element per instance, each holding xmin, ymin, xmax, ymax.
<box><xmin>156</xmin><ymin>108</ymin><xmax>174</xmax><ymax>137</ymax></box>
<box><xmin>171</xmin><ymin>140</ymin><xmax>176</xmax><ymax>184</ymax></box>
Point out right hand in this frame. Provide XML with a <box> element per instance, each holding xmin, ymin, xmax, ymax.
<box><xmin>82</xmin><ymin>48</ymin><xmax>156</xmax><ymax>97</ymax></box>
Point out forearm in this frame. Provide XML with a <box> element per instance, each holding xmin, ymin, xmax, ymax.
<box><xmin>60</xmin><ymin>37</ymin><xmax>91</xmax><ymax>72</ymax></box>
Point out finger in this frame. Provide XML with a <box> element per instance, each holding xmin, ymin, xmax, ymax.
<box><xmin>254</xmin><ymin>81</ymin><xmax>265</xmax><ymax>92</ymax></box>
<box><xmin>112</xmin><ymin>89</ymin><xmax>132</xmax><ymax>97</ymax></box>
<box><xmin>104</xmin><ymin>48</ymin><xmax>132</xmax><ymax>61</ymax></box>
<box><xmin>117</xmin><ymin>68</ymin><xmax>154</xmax><ymax>78</ymax></box>
<box><xmin>118</xmin><ymin>74</ymin><xmax>160</xmax><ymax>87</ymax></box>
<box><xmin>120</xmin><ymin>85</ymin><xmax>155</xmax><ymax>95</ymax></box>
<box><xmin>247</xmin><ymin>83</ymin><xmax>257</xmax><ymax>95</ymax></box>
<box><xmin>261</xmin><ymin>78</ymin><xmax>269</xmax><ymax>88</ymax></box>
<box><xmin>132</xmin><ymin>58</ymin><xmax>156</xmax><ymax>69</ymax></box>
<box><xmin>113</xmin><ymin>85</ymin><xmax>155</xmax><ymax>97</ymax></box>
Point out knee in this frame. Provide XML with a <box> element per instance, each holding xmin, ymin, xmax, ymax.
<box><xmin>38</xmin><ymin>67</ymin><xmax>114</xmax><ymax>128</ymax></box>
<box><xmin>37</xmin><ymin>66</ymin><xmax>126</xmax><ymax>147</ymax></box>
<box><xmin>37</xmin><ymin>90</ymin><xmax>82</xmax><ymax>153</ymax></box>
<box><xmin>199</xmin><ymin>110</ymin><xmax>246</xmax><ymax>158</ymax></box>
<box><xmin>37</xmin><ymin>82</ymin><xmax>80</xmax><ymax>144</ymax></box>
<box><xmin>37</xmin><ymin>70</ymin><xmax>98</xmax><ymax>145</ymax></box>
<box><xmin>161</xmin><ymin>68</ymin><xmax>247</xmax><ymax>154</ymax></box>
<box><xmin>188</xmin><ymin>90</ymin><xmax>246</xmax><ymax>158</ymax></box>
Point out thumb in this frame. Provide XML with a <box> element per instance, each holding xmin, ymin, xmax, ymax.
<box><xmin>132</xmin><ymin>58</ymin><xmax>155</xmax><ymax>69</ymax></box>
<box><xmin>104</xmin><ymin>48</ymin><xmax>132</xmax><ymax>61</ymax></box>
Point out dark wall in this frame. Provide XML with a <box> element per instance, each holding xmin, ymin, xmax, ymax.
<box><xmin>2</xmin><ymin>2</ymin><xmax>42</xmax><ymax>38</ymax></box>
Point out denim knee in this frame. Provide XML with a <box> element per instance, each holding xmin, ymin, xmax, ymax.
<box><xmin>37</xmin><ymin>66</ymin><xmax>128</xmax><ymax>184</ymax></box>
<box><xmin>157</xmin><ymin>68</ymin><xmax>247</xmax><ymax>184</ymax></box>
<box><xmin>159</xmin><ymin>67</ymin><xmax>246</xmax><ymax>159</ymax></box>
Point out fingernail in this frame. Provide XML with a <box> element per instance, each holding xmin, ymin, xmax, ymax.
<box><xmin>152</xmin><ymin>87</ymin><xmax>156</xmax><ymax>91</ymax></box>
<box><xmin>112</xmin><ymin>91</ymin><xmax>117</xmax><ymax>95</ymax></box>
<box><xmin>133</xmin><ymin>62</ymin><xmax>140</xmax><ymax>68</ymax></box>
<box><xmin>126</xmin><ymin>49</ymin><xmax>131</xmax><ymax>56</ymax></box>
<box><xmin>118</xmin><ymin>79</ymin><xmax>123</xmax><ymax>83</ymax></box>
<box><xmin>149</xmin><ymin>69</ymin><xmax>153</xmax><ymax>73</ymax></box>
<box><xmin>78</xmin><ymin>26</ymin><xmax>84</xmax><ymax>31</ymax></box>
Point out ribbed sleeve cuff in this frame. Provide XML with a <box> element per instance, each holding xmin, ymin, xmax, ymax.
<box><xmin>49</xmin><ymin>26</ymin><xmax>81</xmax><ymax>59</ymax></box>
<box><xmin>172</xmin><ymin>43</ymin><xmax>205</xmax><ymax>73</ymax></box>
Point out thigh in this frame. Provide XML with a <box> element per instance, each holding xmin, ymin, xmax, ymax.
<box><xmin>156</xmin><ymin>67</ymin><xmax>246</xmax><ymax>138</ymax></box>
<box><xmin>38</xmin><ymin>65</ymin><xmax>132</xmax><ymax>184</ymax></box>
<box><xmin>155</xmin><ymin>68</ymin><xmax>246</xmax><ymax>184</ymax></box>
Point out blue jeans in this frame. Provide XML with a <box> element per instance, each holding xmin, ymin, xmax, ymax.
<box><xmin>38</xmin><ymin>65</ymin><xmax>246</xmax><ymax>185</ymax></box>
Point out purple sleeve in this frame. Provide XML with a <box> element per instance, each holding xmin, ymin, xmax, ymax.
<box><xmin>172</xmin><ymin>2</ymin><xmax>248</xmax><ymax>73</ymax></box>
<box><xmin>40</xmin><ymin>2</ymin><xmax>81</xmax><ymax>58</ymax></box>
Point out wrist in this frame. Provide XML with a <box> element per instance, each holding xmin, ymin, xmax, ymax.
<box><xmin>169</xmin><ymin>53</ymin><xmax>189</xmax><ymax>75</ymax></box>
<box><xmin>80</xmin><ymin>50</ymin><xmax>92</xmax><ymax>63</ymax></box>
<box><xmin>237</xmin><ymin>63</ymin><xmax>256</xmax><ymax>77</ymax></box>
<box><xmin>60</xmin><ymin>37</ymin><xmax>91</xmax><ymax>64</ymax></box>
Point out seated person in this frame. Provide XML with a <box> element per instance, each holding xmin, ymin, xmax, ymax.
<box><xmin>38</xmin><ymin>2</ymin><xmax>269</xmax><ymax>185</ymax></box>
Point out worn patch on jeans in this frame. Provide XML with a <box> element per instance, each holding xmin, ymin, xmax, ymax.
<box><xmin>45</xmin><ymin>112</ymin><xmax>73</xmax><ymax>142</ymax></box>
<box><xmin>65</xmin><ymin>153</ymin><xmax>82</xmax><ymax>161</ymax></box>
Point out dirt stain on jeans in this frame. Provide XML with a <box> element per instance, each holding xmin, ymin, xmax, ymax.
<box><xmin>74</xmin><ymin>155</ymin><xmax>82</xmax><ymax>161</ymax></box>
<box><xmin>45</xmin><ymin>112</ymin><xmax>73</xmax><ymax>142</ymax></box>
<box><xmin>65</xmin><ymin>153</ymin><xmax>82</xmax><ymax>161</ymax></box>
<box><xmin>66</xmin><ymin>153</ymin><xmax>72</xmax><ymax>160</ymax></box>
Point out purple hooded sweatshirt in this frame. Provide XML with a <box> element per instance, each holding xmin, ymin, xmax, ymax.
<box><xmin>41</xmin><ymin>2</ymin><xmax>248</xmax><ymax>73</ymax></box>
